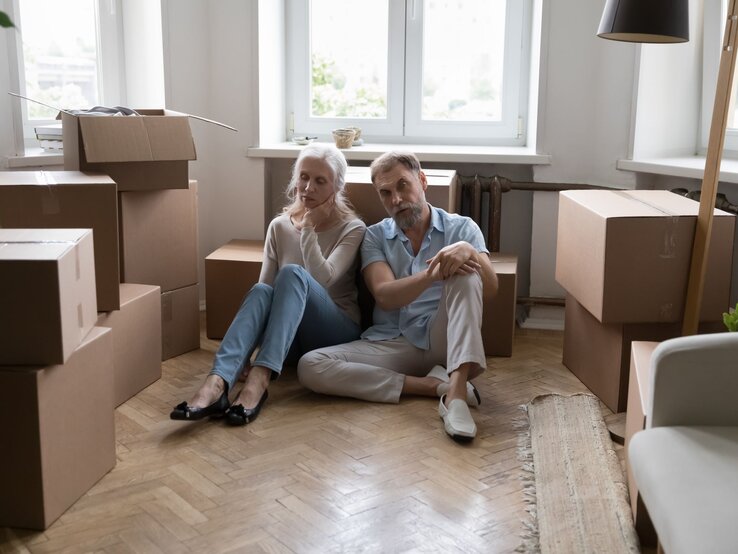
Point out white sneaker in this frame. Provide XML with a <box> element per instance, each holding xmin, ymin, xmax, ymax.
<box><xmin>438</xmin><ymin>395</ymin><xmax>477</xmax><ymax>441</ymax></box>
<box><xmin>427</xmin><ymin>365</ymin><xmax>481</xmax><ymax>408</ymax></box>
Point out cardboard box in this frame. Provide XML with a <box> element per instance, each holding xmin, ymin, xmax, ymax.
<box><xmin>0</xmin><ymin>229</ymin><xmax>97</xmax><ymax>365</ymax></box>
<box><xmin>61</xmin><ymin>109</ymin><xmax>196</xmax><ymax>191</ymax></box>
<box><xmin>161</xmin><ymin>284</ymin><xmax>200</xmax><ymax>360</ymax></box>
<box><xmin>483</xmin><ymin>254</ymin><xmax>518</xmax><ymax>357</ymax></box>
<box><xmin>119</xmin><ymin>181</ymin><xmax>198</xmax><ymax>292</ymax></box>
<box><xmin>562</xmin><ymin>294</ymin><xmax>723</xmax><ymax>412</ymax></box>
<box><xmin>0</xmin><ymin>327</ymin><xmax>116</xmax><ymax>530</ymax></box>
<box><xmin>97</xmin><ymin>284</ymin><xmax>162</xmax><ymax>406</ymax></box>
<box><xmin>624</xmin><ymin>340</ymin><xmax>659</xmax><ymax>547</ymax></box>
<box><xmin>205</xmin><ymin>239</ymin><xmax>264</xmax><ymax>339</ymax></box>
<box><xmin>556</xmin><ymin>190</ymin><xmax>735</xmax><ymax>323</ymax></box>
<box><xmin>345</xmin><ymin>167</ymin><xmax>457</xmax><ymax>225</ymax></box>
<box><xmin>0</xmin><ymin>171</ymin><xmax>120</xmax><ymax>310</ymax></box>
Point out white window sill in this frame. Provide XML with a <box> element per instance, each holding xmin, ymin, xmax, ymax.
<box><xmin>5</xmin><ymin>149</ymin><xmax>64</xmax><ymax>169</ymax></box>
<box><xmin>618</xmin><ymin>156</ymin><xmax>738</xmax><ymax>185</ymax></box>
<box><xmin>248</xmin><ymin>142</ymin><xmax>551</xmax><ymax>165</ymax></box>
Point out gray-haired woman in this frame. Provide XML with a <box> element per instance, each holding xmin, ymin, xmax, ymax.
<box><xmin>171</xmin><ymin>144</ymin><xmax>365</xmax><ymax>425</ymax></box>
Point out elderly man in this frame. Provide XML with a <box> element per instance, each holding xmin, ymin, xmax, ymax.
<box><xmin>298</xmin><ymin>151</ymin><xmax>497</xmax><ymax>441</ymax></box>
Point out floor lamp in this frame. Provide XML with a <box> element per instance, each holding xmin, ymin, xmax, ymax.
<box><xmin>598</xmin><ymin>0</ymin><xmax>738</xmax><ymax>336</ymax></box>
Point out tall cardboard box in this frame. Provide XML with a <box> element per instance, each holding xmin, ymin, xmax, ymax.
<box><xmin>0</xmin><ymin>327</ymin><xmax>116</xmax><ymax>530</ymax></box>
<box><xmin>61</xmin><ymin>109</ymin><xmax>196</xmax><ymax>191</ymax></box>
<box><xmin>556</xmin><ymin>190</ymin><xmax>735</xmax><ymax>323</ymax></box>
<box><xmin>205</xmin><ymin>240</ymin><xmax>264</xmax><ymax>339</ymax></box>
<box><xmin>119</xmin><ymin>181</ymin><xmax>198</xmax><ymax>292</ymax></box>
<box><xmin>562</xmin><ymin>294</ymin><xmax>723</xmax><ymax>412</ymax></box>
<box><xmin>97</xmin><ymin>284</ymin><xmax>162</xmax><ymax>406</ymax></box>
<box><xmin>483</xmin><ymin>254</ymin><xmax>518</xmax><ymax>357</ymax></box>
<box><xmin>0</xmin><ymin>229</ymin><xmax>97</xmax><ymax>365</ymax></box>
<box><xmin>0</xmin><ymin>171</ymin><xmax>120</xmax><ymax>310</ymax></box>
<box><xmin>345</xmin><ymin>167</ymin><xmax>457</xmax><ymax>225</ymax></box>
<box><xmin>161</xmin><ymin>284</ymin><xmax>200</xmax><ymax>360</ymax></box>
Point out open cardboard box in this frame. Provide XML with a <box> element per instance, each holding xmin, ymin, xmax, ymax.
<box><xmin>61</xmin><ymin>109</ymin><xmax>197</xmax><ymax>191</ymax></box>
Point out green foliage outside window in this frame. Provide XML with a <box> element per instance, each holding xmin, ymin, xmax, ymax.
<box><xmin>311</xmin><ymin>53</ymin><xmax>386</xmax><ymax>118</ymax></box>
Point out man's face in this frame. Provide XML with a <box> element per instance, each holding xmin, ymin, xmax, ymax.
<box><xmin>373</xmin><ymin>164</ymin><xmax>427</xmax><ymax>230</ymax></box>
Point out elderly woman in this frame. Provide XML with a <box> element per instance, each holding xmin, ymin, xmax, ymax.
<box><xmin>171</xmin><ymin>144</ymin><xmax>365</xmax><ymax>425</ymax></box>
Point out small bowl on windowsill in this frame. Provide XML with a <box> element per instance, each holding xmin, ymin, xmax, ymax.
<box><xmin>291</xmin><ymin>135</ymin><xmax>316</xmax><ymax>146</ymax></box>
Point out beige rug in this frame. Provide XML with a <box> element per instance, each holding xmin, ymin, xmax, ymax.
<box><xmin>518</xmin><ymin>393</ymin><xmax>640</xmax><ymax>553</ymax></box>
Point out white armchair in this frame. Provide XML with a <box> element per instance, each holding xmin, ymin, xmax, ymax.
<box><xmin>628</xmin><ymin>332</ymin><xmax>738</xmax><ymax>554</ymax></box>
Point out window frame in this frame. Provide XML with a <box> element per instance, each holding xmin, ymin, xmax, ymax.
<box><xmin>286</xmin><ymin>0</ymin><xmax>532</xmax><ymax>146</ymax></box>
<box><xmin>9</xmin><ymin>0</ymin><xmax>125</xmax><ymax>148</ymax></box>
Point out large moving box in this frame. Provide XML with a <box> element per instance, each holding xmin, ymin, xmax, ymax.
<box><xmin>345</xmin><ymin>167</ymin><xmax>457</xmax><ymax>225</ymax></box>
<box><xmin>119</xmin><ymin>181</ymin><xmax>198</xmax><ymax>292</ymax></box>
<box><xmin>161</xmin><ymin>284</ymin><xmax>200</xmax><ymax>360</ymax></box>
<box><xmin>61</xmin><ymin>109</ymin><xmax>196</xmax><ymax>191</ymax></box>
<box><xmin>556</xmin><ymin>190</ymin><xmax>735</xmax><ymax>323</ymax></box>
<box><xmin>205</xmin><ymin>240</ymin><xmax>264</xmax><ymax>338</ymax></box>
<box><xmin>97</xmin><ymin>284</ymin><xmax>162</xmax><ymax>406</ymax></box>
<box><xmin>0</xmin><ymin>171</ymin><xmax>120</xmax><ymax>310</ymax></box>
<box><xmin>0</xmin><ymin>327</ymin><xmax>116</xmax><ymax>530</ymax></box>
<box><xmin>0</xmin><ymin>229</ymin><xmax>97</xmax><ymax>365</ymax></box>
<box><xmin>562</xmin><ymin>294</ymin><xmax>723</xmax><ymax>412</ymax></box>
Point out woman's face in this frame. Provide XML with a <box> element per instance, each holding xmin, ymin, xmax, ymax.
<box><xmin>295</xmin><ymin>156</ymin><xmax>336</xmax><ymax>208</ymax></box>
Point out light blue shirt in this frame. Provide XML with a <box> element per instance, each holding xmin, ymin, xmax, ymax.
<box><xmin>360</xmin><ymin>205</ymin><xmax>488</xmax><ymax>349</ymax></box>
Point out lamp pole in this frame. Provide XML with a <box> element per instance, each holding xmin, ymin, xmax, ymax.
<box><xmin>682</xmin><ymin>0</ymin><xmax>738</xmax><ymax>335</ymax></box>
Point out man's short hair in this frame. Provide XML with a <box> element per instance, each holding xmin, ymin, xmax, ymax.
<box><xmin>370</xmin><ymin>151</ymin><xmax>422</xmax><ymax>184</ymax></box>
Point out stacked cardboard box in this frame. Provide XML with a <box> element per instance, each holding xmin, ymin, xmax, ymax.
<box><xmin>556</xmin><ymin>190</ymin><xmax>736</xmax><ymax>412</ymax></box>
<box><xmin>61</xmin><ymin>108</ymin><xmax>201</xmax><ymax>361</ymax></box>
<box><xmin>118</xmin><ymin>181</ymin><xmax>201</xmax><ymax>359</ymax></box>
<box><xmin>0</xmin><ymin>229</ymin><xmax>116</xmax><ymax>529</ymax></box>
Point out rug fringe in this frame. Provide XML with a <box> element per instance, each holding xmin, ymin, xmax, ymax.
<box><xmin>515</xmin><ymin>403</ymin><xmax>541</xmax><ymax>554</ymax></box>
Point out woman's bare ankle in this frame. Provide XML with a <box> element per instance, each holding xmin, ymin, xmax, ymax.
<box><xmin>190</xmin><ymin>375</ymin><xmax>226</xmax><ymax>408</ymax></box>
<box><xmin>235</xmin><ymin>366</ymin><xmax>271</xmax><ymax>408</ymax></box>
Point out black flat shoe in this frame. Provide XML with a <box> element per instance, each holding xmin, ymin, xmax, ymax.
<box><xmin>170</xmin><ymin>391</ymin><xmax>229</xmax><ymax>421</ymax></box>
<box><xmin>226</xmin><ymin>390</ymin><xmax>268</xmax><ymax>426</ymax></box>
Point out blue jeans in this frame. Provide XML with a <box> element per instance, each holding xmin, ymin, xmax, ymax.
<box><xmin>210</xmin><ymin>264</ymin><xmax>361</xmax><ymax>391</ymax></box>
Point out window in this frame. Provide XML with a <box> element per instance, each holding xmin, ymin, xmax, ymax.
<box><xmin>286</xmin><ymin>0</ymin><xmax>532</xmax><ymax>146</ymax></box>
<box><xmin>702</xmin><ymin>0</ymin><xmax>738</xmax><ymax>153</ymax></box>
<box><xmin>9</xmin><ymin>0</ymin><xmax>123</xmax><ymax>146</ymax></box>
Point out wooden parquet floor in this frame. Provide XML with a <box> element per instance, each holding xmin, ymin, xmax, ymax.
<box><xmin>1</xmin><ymin>320</ymin><xmax>605</xmax><ymax>554</ymax></box>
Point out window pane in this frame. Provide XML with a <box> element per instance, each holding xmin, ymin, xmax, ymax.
<box><xmin>310</xmin><ymin>0</ymin><xmax>388</xmax><ymax>119</ymax></box>
<box><xmin>422</xmin><ymin>0</ymin><xmax>506</xmax><ymax>122</ymax></box>
<box><xmin>19</xmin><ymin>0</ymin><xmax>99</xmax><ymax>120</ymax></box>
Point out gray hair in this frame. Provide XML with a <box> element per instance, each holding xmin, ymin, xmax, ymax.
<box><xmin>282</xmin><ymin>143</ymin><xmax>357</xmax><ymax>220</ymax></box>
<box><xmin>370</xmin><ymin>151</ymin><xmax>422</xmax><ymax>184</ymax></box>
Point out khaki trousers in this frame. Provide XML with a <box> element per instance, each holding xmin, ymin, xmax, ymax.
<box><xmin>297</xmin><ymin>273</ymin><xmax>486</xmax><ymax>403</ymax></box>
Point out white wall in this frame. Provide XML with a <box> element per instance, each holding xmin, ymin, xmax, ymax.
<box><xmin>161</xmin><ymin>0</ymin><xmax>266</xmax><ymax>301</ymax></box>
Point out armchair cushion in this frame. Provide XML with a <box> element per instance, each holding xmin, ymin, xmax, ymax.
<box><xmin>629</xmin><ymin>426</ymin><xmax>738</xmax><ymax>554</ymax></box>
<box><xmin>649</xmin><ymin>333</ymin><xmax>738</xmax><ymax>428</ymax></box>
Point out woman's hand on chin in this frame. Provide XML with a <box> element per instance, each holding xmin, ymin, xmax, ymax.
<box><xmin>301</xmin><ymin>195</ymin><xmax>335</xmax><ymax>230</ymax></box>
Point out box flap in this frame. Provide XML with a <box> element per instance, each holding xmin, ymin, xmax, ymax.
<box><xmin>79</xmin><ymin>117</ymin><xmax>154</xmax><ymax>162</ymax></box>
<box><xmin>143</xmin><ymin>117</ymin><xmax>196</xmax><ymax>161</ymax></box>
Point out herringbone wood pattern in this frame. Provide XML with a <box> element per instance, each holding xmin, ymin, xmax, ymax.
<box><xmin>1</xmin><ymin>318</ymin><xmax>605</xmax><ymax>553</ymax></box>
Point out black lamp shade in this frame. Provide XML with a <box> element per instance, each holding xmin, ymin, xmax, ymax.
<box><xmin>598</xmin><ymin>0</ymin><xmax>689</xmax><ymax>43</ymax></box>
